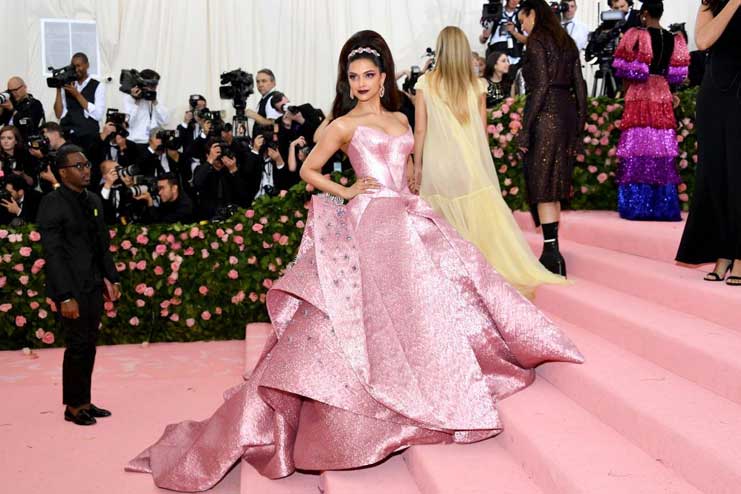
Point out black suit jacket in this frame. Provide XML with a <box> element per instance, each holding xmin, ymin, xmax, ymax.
<box><xmin>37</xmin><ymin>185</ymin><xmax>120</xmax><ymax>302</ymax></box>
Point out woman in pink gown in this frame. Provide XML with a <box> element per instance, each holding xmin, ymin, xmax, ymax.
<box><xmin>126</xmin><ymin>30</ymin><xmax>583</xmax><ymax>492</ymax></box>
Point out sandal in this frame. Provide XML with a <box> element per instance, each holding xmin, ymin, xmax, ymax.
<box><xmin>704</xmin><ymin>261</ymin><xmax>733</xmax><ymax>282</ymax></box>
<box><xmin>726</xmin><ymin>276</ymin><xmax>741</xmax><ymax>286</ymax></box>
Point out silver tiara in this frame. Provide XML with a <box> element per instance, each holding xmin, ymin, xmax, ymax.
<box><xmin>348</xmin><ymin>47</ymin><xmax>380</xmax><ymax>60</ymax></box>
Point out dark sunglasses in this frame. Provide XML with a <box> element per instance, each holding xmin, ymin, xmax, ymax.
<box><xmin>60</xmin><ymin>161</ymin><xmax>92</xmax><ymax>170</ymax></box>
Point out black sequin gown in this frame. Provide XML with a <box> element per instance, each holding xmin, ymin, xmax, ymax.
<box><xmin>676</xmin><ymin>7</ymin><xmax>741</xmax><ymax>263</ymax></box>
<box><xmin>517</xmin><ymin>33</ymin><xmax>587</xmax><ymax>225</ymax></box>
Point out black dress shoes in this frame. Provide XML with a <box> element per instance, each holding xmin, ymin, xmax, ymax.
<box><xmin>87</xmin><ymin>404</ymin><xmax>112</xmax><ymax>418</ymax></box>
<box><xmin>64</xmin><ymin>408</ymin><xmax>97</xmax><ymax>426</ymax></box>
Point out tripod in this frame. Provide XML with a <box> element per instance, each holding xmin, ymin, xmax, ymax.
<box><xmin>591</xmin><ymin>59</ymin><xmax>619</xmax><ymax>98</ymax></box>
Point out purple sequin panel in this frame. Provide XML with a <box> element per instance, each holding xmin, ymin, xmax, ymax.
<box><xmin>667</xmin><ymin>66</ymin><xmax>689</xmax><ymax>85</ymax></box>
<box><xmin>617</xmin><ymin>127</ymin><xmax>679</xmax><ymax>158</ymax></box>
<box><xmin>613</xmin><ymin>58</ymin><xmax>650</xmax><ymax>82</ymax></box>
<box><xmin>616</xmin><ymin>156</ymin><xmax>681</xmax><ymax>185</ymax></box>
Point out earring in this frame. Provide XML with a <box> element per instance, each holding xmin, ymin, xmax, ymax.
<box><xmin>350</xmin><ymin>92</ymin><xmax>354</xmax><ymax>100</ymax></box>
<box><xmin>380</xmin><ymin>86</ymin><xmax>385</xmax><ymax>98</ymax></box>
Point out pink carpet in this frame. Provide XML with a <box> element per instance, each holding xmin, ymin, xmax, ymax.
<box><xmin>2</xmin><ymin>211</ymin><xmax>740</xmax><ymax>494</ymax></box>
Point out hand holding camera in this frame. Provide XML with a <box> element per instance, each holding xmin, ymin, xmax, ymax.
<box><xmin>134</xmin><ymin>191</ymin><xmax>154</xmax><ymax>207</ymax></box>
<box><xmin>221</xmin><ymin>154</ymin><xmax>238</xmax><ymax>174</ymax></box>
<box><xmin>252</xmin><ymin>135</ymin><xmax>265</xmax><ymax>154</ymax></box>
<box><xmin>290</xmin><ymin>136</ymin><xmax>307</xmax><ymax>149</ymax></box>
<box><xmin>40</xmin><ymin>166</ymin><xmax>58</xmax><ymax>186</ymax></box>
<box><xmin>0</xmin><ymin>196</ymin><xmax>21</xmax><ymax>215</ymax></box>
<box><xmin>207</xmin><ymin>142</ymin><xmax>222</xmax><ymax>165</ymax></box>
<box><xmin>103</xmin><ymin>167</ymin><xmax>119</xmax><ymax>188</ymax></box>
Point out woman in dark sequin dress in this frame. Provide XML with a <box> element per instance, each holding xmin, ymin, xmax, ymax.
<box><xmin>515</xmin><ymin>0</ymin><xmax>587</xmax><ymax>276</ymax></box>
<box><xmin>677</xmin><ymin>0</ymin><xmax>741</xmax><ymax>285</ymax></box>
<box><xmin>484</xmin><ymin>51</ymin><xmax>514</xmax><ymax>109</ymax></box>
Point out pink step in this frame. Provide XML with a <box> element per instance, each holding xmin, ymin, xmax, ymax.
<box><xmin>497</xmin><ymin>377</ymin><xmax>700</xmax><ymax>494</ymax></box>
<box><xmin>524</xmin><ymin>232</ymin><xmax>738</xmax><ymax>330</ymax></box>
<box><xmin>320</xmin><ymin>454</ymin><xmax>420</xmax><ymax>494</ymax></box>
<box><xmin>240</xmin><ymin>460</ymin><xmax>319</xmax><ymax>494</ymax></box>
<box><xmin>535</xmin><ymin>277</ymin><xmax>741</xmax><ymax>405</ymax></box>
<box><xmin>515</xmin><ymin>211</ymin><xmax>690</xmax><ymax>264</ymax></box>
<box><xmin>404</xmin><ymin>441</ymin><xmax>542</xmax><ymax>494</ymax></box>
<box><xmin>540</xmin><ymin>318</ymin><xmax>741</xmax><ymax>494</ymax></box>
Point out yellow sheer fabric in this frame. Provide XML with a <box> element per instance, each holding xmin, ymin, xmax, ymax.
<box><xmin>415</xmin><ymin>74</ymin><xmax>567</xmax><ymax>298</ymax></box>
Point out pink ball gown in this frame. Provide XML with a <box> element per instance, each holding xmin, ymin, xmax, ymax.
<box><xmin>126</xmin><ymin>125</ymin><xmax>584</xmax><ymax>491</ymax></box>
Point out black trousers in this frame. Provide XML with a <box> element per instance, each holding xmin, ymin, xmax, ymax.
<box><xmin>60</xmin><ymin>288</ymin><xmax>104</xmax><ymax>407</ymax></box>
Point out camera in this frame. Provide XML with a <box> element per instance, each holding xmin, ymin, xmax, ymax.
<box><xmin>156</xmin><ymin>130</ymin><xmax>181</xmax><ymax>151</ymax></box>
<box><xmin>212</xmin><ymin>203</ymin><xmax>239</xmax><ymax>222</ymax></box>
<box><xmin>116</xmin><ymin>164</ymin><xmax>139</xmax><ymax>178</ymax></box>
<box><xmin>0</xmin><ymin>187</ymin><xmax>11</xmax><ymax>204</ymax></box>
<box><xmin>119</xmin><ymin>69</ymin><xmax>159</xmax><ymax>101</ymax></box>
<box><xmin>481</xmin><ymin>0</ymin><xmax>503</xmax><ymax>27</ymax></box>
<box><xmin>105</xmin><ymin>109</ymin><xmax>130</xmax><ymax>139</ymax></box>
<box><xmin>550</xmin><ymin>1</ymin><xmax>569</xmax><ymax>17</ymax></box>
<box><xmin>259</xmin><ymin>130</ymin><xmax>278</xmax><ymax>154</ymax></box>
<box><xmin>0</xmin><ymin>92</ymin><xmax>10</xmax><ymax>105</ymax></box>
<box><xmin>219</xmin><ymin>69</ymin><xmax>254</xmax><ymax>113</ymax></box>
<box><xmin>46</xmin><ymin>64</ymin><xmax>77</xmax><ymax>88</ymax></box>
<box><xmin>585</xmin><ymin>10</ymin><xmax>627</xmax><ymax>64</ymax></box>
<box><xmin>189</xmin><ymin>94</ymin><xmax>204</xmax><ymax>109</ymax></box>
<box><xmin>213</xmin><ymin>141</ymin><xmax>235</xmax><ymax>160</ymax></box>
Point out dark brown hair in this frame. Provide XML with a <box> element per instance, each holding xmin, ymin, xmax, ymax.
<box><xmin>0</xmin><ymin>125</ymin><xmax>23</xmax><ymax>155</ymax></box>
<box><xmin>702</xmin><ymin>0</ymin><xmax>726</xmax><ymax>16</ymax></box>
<box><xmin>518</xmin><ymin>0</ymin><xmax>576</xmax><ymax>51</ymax></box>
<box><xmin>330</xmin><ymin>30</ymin><xmax>400</xmax><ymax>121</ymax></box>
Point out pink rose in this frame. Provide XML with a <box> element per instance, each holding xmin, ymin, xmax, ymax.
<box><xmin>510</xmin><ymin>112</ymin><xmax>521</xmax><ymax>121</ymax></box>
<box><xmin>174</xmin><ymin>288</ymin><xmax>183</xmax><ymax>296</ymax></box>
<box><xmin>15</xmin><ymin>315</ymin><xmax>27</xmax><ymax>327</ymax></box>
<box><xmin>35</xmin><ymin>328</ymin><xmax>45</xmax><ymax>339</ymax></box>
<box><xmin>509</xmin><ymin>187</ymin><xmax>519</xmax><ymax>196</ymax></box>
<box><xmin>144</xmin><ymin>287</ymin><xmax>155</xmax><ymax>298</ymax></box>
<box><xmin>169</xmin><ymin>313</ymin><xmax>180</xmax><ymax>322</ymax></box>
<box><xmin>296</xmin><ymin>221</ymin><xmax>305</xmax><ymax>229</ymax></box>
<box><xmin>492</xmin><ymin>110</ymin><xmax>502</xmax><ymax>119</ymax></box>
<box><xmin>201</xmin><ymin>249</ymin><xmax>210</xmax><ymax>259</ymax></box>
<box><xmin>19</xmin><ymin>247</ymin><xmax>32</xmax><ymax>257</ymax></box>
<box><xmin>42</xmin><ymin>332</ymin><xmax>55</xmax><ymax>345</ymax></box>
<box><xmin>135</xmin><ymin>283</ymin><xmax>146</xmax><ymax>294</ymax></box>
<box><xmin>186</xmin><ymin>318</ymin><xmax>196</xmax><ymax>328</ymax></box>
<box><xmin>19</xmin><ymin>275</ymin><xmax>29</xmax><ymax>285</ymax></box>
<box><xmin>678</xmin><ymin>183</ymin><xmax>687</xmax><ymax>192</ymax></box>
<box><xmin>154</xmin><ymin>266</ymin><xmax>165</xmax><ymax>276</ymax></box>
<box><xmin>199</xmin><ymin>285</ymin><xmax>209</xmax><ymax>295</ymax></box>
<box><xmin>116</xmin><ymin>262</ymin><xmax>126</xmax><ymax>272</ymax></box>
<box><xmin>233</xmin><ymin>235</ymin><xmax>244</xmax><ymax>245</ymax></box>
<box><xmin>305</xmin><ymin>183</ymin><xmax>315</xmax><ymax>192</ymax></box>
<box><xmin>679</xmin><ymin>159</ymin><xmax>689</xmax><ymax>169</ymax></box>
<box><xmin>294</xmin><ymin>210</ymin><xmax>303</xmax><ymax>218</ymax></box>
<box><xmin>228</xmin><ymin>269</ymin><xmax>239</xmax><ymax>280</ymax></box>
<box><xmin>251</xmin><ymin>223</ymin><xmax>264</xmax><ymax>233</ymax></box>
<box><xmin>160</xmin><ymin>300</ymin><xmax>171</xmax><ymax>309</ymax></box>
<box><xmin>245</xmin><ymin>209</ymin><xmax>255</xmax><ymax>218</ymax></box>
<box><xmin>229</xmin><ymin>256</ymin><xmax>238</xmax><ymax>265</ymax></box>
<box><xmin>136</xmin><ymin>299</ymin><xmax>146</xmax><ymax>308</ymax></box>
<box><xmin>247</xmin><ymin>256</ymin><xmax>257</xmax><ymax>265</ymax></box>
<box><xmin>0</xmin><ymin>229</ymin><xmax>6</xmax><ymax>239</ymax></box>
<box><xmin>262</xmin><ymin>241</ymin><xmax>272</xmax><ymax>249</ymax></box>
<box><xmin>597</xmin><ymin>173</ymin><xmax>608</xmax><ymax>184</ymax></box>
<box><xmin>279</xmin><ymin>190</ymin><xmax>288</xmax><ymax>198</ymax></box>
<box><xmin>576</xmin><ymin>154</ymin><xmax>585</xmax><ymax>163</ymax></box>
<box><xmin>155</xmin><ymin>244</ymin><xmax>167</xmax><ymax>255</ymax></box>
<box><xmin>215</xmin><ymin>307</ymin><xmax>222</xmax><ymax>315</ymax></box>
<box><xmin>107</xmin><ymin>310</ymin><xmax>117</xmax><ymax>318</ymax></box>
<box><xmin>588</xmin><ymin>165</ymin><xmax>598</xmax><ymax>174</ymax></box>
<box><xmin>210</xmin><ymin>242</ymin><xmax>219</xmax><ymax>250</ymax></box>
<box><xmin>38</xmin><ymin>309</ymin><xmax>48</xmax><ymax>320</ymax></box>
<box><xmin>259</xmin><ymin>294</ymin><xmax>266</xmax><ymax>303</ymax></box>
<box><xmin>262</xmin><ymin>279</ymin><xmax>273</xmax><ymax>289</ymax></box>
<box><xmin>121</xmin><ymin>240</ymin><xmax>132</xmax><ymax>250</ymax></box>
<box><xmin>170</xmin><ymin>261</ymin><xmax>181</xmax><ymax>272</ymax></box>
<box><xmin>216</xmin><ymin>228</ymin><xmax>225</xmax><ymax>238</ymax></box>
<box><xmin>279</xmin><ymin>215</ymin><xmax>289</xmax><ymax>224</ymax></box>
<box><xmin>184</xmin><ymin>247</ymin><xmax>194</xmax><ymax>256</ymax></box>
<box><xmin>508</xmin><ymin>120</ymin><xmax>522</xmax><ymax>132</ymax></box>
<box><xmin>201</xmin><ymin>311</ymin><xmax>212</xmax><ymax>321</ymax></box>
<box><xmin>339</xmin><ymin>177</ymin><xmax>349</xmax><ymax>185</ymax></box>
<box><xmin>0</xmin><ymin>276</ymin><xmax>5</xmax><ymax>288</ymax></box>
<box><xmin>249</xmin><ymin>292</ymin><xmax>258</xmax><ymax>302</ymax></box>
<box><xmin>493</xmin><ymin>148</ymin><xmax>504</xmax><ymax>159</ymax></box>
<box><xmin>600</xmin><ymin>137</ymin><xmax>609</xmax><ymax>146</ymax></box>
<box><xmin>268</xmin><ymin>263</ymin><xmax>276</xmax><ymax>272</ymax></box>
<box><xmin>129</xmin><ymin>316</ymin><xmax>140</xmax><ymax>326</ymax></box>
<box><xmin>581</xmin><ymin>186</ymin><xmax>589</xmax><ymax>194</ymax></box>
<box><xmin>679</xmin><ymin>193</ymin><xmax>689</xmax><ymax>202</ymax></box>
<box><xmin>501</xmin><ymin>104</ymin><xmax>510</xmax><ymax>114</ymax></box>
<box><xmin>136</xmin><ymin>260</ymin><xmax>147</xmax><ymax>270</ymax></box>
<box><xmin>272</xmin><ymin>232</ymin><xmax>281</xmax><ymax>242</ymax></box>
<box><xmin>104</xmin><ymin>301</ymin><xmax>114</xmax><ymax>311</ymax></box>
<box><xmin>29</xmin><ymin>301</ymin><xmax>39</xmax><ymax>310</ymax></box>
<box><xmin>0</xmin><ymin>303</ymin><xmax>12</xmax><ymax>312</ymax></box>
<box><xmin>259</xmin><ymin>217</ymin><xmax>268</xmax><ymax>225</ymax></box>
<box><xmin>29</xmin><ymin>231</ymin><xmax>41</xmax><ymax>242</ymax></box>
<box><xmin>278</xmin><ymin>235</ymin><xmax>289</xmax><ymax>246</ymax></box>
<box><xmin>136</xmin><ymin>234</ymin><xmax>149</xmax><ymax>245</ymax></box>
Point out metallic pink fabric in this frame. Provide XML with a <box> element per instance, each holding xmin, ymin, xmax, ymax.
<box><xmin>126</xmin><ymin>125</ymin><xmax>584</xmax><ymax>492</ymax></box>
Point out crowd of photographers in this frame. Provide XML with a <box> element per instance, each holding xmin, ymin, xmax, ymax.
<box><xmin>0</xmin><ymin>54</ymin><xmax>328</xmax><ymax>227</ymax></box>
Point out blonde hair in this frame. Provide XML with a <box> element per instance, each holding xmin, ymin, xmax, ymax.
<box><xmin>428</xmin><ymin>26</ymin><xmax>479</xmax><ymax>124</ymax></box>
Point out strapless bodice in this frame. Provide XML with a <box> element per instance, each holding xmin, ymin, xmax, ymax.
<box><xmin>346</xmin><ymin>125</ymin><xmax>414</xmax><ymax>193</ymax></box>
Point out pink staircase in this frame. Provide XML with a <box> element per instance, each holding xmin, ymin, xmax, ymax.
<box><xmin>240</xmin><ymin>211</ymin><xmax>741</xmax><ymax>494</ymax></box>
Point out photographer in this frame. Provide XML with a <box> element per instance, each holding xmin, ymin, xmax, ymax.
<box><xmin>193</xmin><ymin>139</ymin><xmax>249</xmax><ymax>220</ymax></box>
<box><xmin>90</xmin><ymin>117</ymin><xmax>139</xmax><ymax>172</ymax></box>
<box><xmin>480</xmin><ymin>0</ymin><xmax>527</xmax><ymax>64</ymax></box>
<box><xmin>561</xmin><ymin>1</ymin><xmax>589</xmax><ymax>51</ymax></box>
<box><xmin>53</xmin><ymin>52</ymin><xmax>105</xmax><ymax>152</ymax></box>
<box><xmin>0</xmin><ymin>125</ymin><xmax>35</xmax><ymax>187</ymax></box>
<box><xmin>121</xmin><ymin>69</ymin><xmax>170</xmax><ymax>148</ymax></box>
<box><xmin>138</xmin><ymin>127</ymin><xmax>182</xmax><ymax>177</ymax></box>
<box><xmin>134</xmin><ymin>173</ymin><xmax>194</xmax><ymax>224</ymax></box>
<box><xmin>271</xmin><ymin>92</ymin><xmax>324</xmax><ymax>160</ymax></box>
<box><xmin>97</xmin><ymin>160</ymin><xmax>148</xmax><ymax>224</ymax></box>
<box><xmin>0</xmin><ymin>77</ymin><xmax>45</xmax><ymax>135</ymax></box>
<box><xmin>29</xmin><ymin>122</ymin><xmax>68</xmax><ymax>193</ymax></box>
<box><xmin>286</xmin><ymin>136</ymin><xmax>310</xmax><ymax>184</ymax></box>
<box><xmin>179</xmin><ymin>95</ymin><xmax>207</xmax><ymax>151</ymax></box>
<box><xmin>245</xmin><ymin>69</ymin><xmax>281</xmax><ymax>134</ymax></box>
<box><xmin>249</xmin><ymin>129</ymin><xmax>295</xmax><ymax>201</ymax></box>
<box><xmin>1</xmin><ymin>174</ymin><xmax>41</xmax><ymax>225</ymax></box>
<box><xmin>610</xmin><ymin>0</ymin><xmax>641</xmax><ymax>32</ymax></box>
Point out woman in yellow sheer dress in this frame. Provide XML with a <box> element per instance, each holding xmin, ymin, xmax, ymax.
<box><xmin>411</xmin><ymin>26</ymin><xmax>566</xmax><ymax>298</ymax></box>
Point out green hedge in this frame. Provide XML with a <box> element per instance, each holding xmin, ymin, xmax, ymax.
<box><xmin>0</xmin><ymin>90</ymin><xmax>699</xmax><ymax>350</ymax></box>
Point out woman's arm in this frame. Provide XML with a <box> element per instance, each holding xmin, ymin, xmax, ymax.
<box><xmin>479</xmin><ymin>93</ymin><xmax>487</xmax><ymax>129</ymax></box>
<box><xmin>299</xmin><ymin>120</ymin><xmax>380</xmax><ymax>200</ymax></box>
<box><xmin>413</xmin><ymin>89</ymin><xmax>428</xmax><ymax>170</ymax></box>
<box><xmin>695</xmin><ymin>0</ymin><xmax>740</xmax><ymax>51</ymax></box>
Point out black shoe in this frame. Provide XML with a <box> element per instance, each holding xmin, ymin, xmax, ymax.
<box><xmin>88</xmin><ymin>404</ymin><xmax>112</xmax><ymax>418</ymax></box>
<box><xmin>64</xmin><ymin>408</ymin><xmax>97</xmax><ymax>426</ymax></box>
<box><xmin>539</xmin><ymin>250</ymin><xmax>567</xmax><ymax>277</ymax></box>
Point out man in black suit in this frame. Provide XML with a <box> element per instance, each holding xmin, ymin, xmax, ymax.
<box><xmin>37</xmin><ymin>145</ymin><xmax>121</xmax><ymax>426</ymax></box>
<box><xmin>0</xmin><ymin>174</ymin><xmax>41</xmax><ymax>225</ymax></box>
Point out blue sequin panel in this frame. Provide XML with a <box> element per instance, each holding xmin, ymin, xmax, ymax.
<box><xmin>617</xmin><ymin>184</ymin><xmax>682</xmax><ymax>221</ymax></box>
